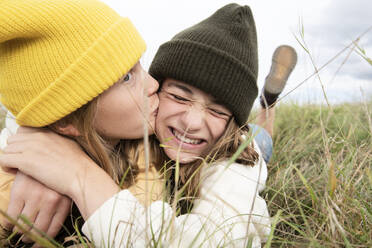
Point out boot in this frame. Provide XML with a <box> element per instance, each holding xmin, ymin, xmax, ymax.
<box><xmin>260</xmin><ymin>45</ymin><xmax>297</xmax><ymax>108</ymax></box>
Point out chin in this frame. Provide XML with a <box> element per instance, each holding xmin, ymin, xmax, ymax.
<box><xmin>146</xmin><ymin>127</ymin><xmax>155</xmax><ymax>136</ymax></box>
<box><xmin>165</xmin><ymin>149</ymin><xmax>199</xmax><ymax>164</ymax></box>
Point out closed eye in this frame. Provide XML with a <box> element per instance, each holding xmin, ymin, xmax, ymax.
<box><xmin>168</xmin><ymin>92</ymin><xmax>190</xmax><ymax>102</ymax></box>
<box><xmin>209</xmin><ymin>108</ymin><xmax>231</xmax><ymax>119</ymax></box>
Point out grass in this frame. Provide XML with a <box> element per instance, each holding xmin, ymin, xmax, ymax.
<box><xmin>1</xmin><ymin>101</ymin><xmax>370</xmax><ymax>247</ymax></box>
<box><xmin>264</xmin><ymin>101</ymin><xmax>372</xmax><ymax>247</ymax></box>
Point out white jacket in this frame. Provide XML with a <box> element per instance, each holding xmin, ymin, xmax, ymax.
<box><xmin>82</xmin><ymin>141</ymin><xmax>271</xmax><ymax>248</ymax></box>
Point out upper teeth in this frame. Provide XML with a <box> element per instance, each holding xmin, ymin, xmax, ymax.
<box><xmin>173</xmin><ymin>129</ymin><xmax>201</xmax><ymax>145</ymax></box>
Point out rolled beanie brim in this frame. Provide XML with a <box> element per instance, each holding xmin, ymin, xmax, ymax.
<box><xmin>150</xmin><ymin>39</ymin><xmax>258</xmax><ymax>126</ymax></box>
<box><xmin>16</xmin><ymin>18</ymin><xmax>146</xmax><ymax>127</ymax></box>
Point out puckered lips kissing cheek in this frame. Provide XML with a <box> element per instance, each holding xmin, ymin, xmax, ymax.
<box><xmin>142</xmin><ymin>93</ymin><xmax>159</xmax><ymax>133</ymax></box>
<box><xmin>149</xmin><ymin>95</ymin><xmax>160</xmax><ymax>118</ymax></box>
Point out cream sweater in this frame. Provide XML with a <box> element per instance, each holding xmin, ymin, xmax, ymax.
<box><xmin>82</xmin><ymin>141</ymin><xmax>271</xmax><ymax>248</ymax></box>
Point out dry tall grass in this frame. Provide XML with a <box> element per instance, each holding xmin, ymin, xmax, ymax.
<box><xmin>264</xmin><ymin>102</ymin><xmax>372</xmax><ymax>247</ymax></box>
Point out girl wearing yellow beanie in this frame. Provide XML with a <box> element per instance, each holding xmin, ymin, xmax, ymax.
<box><xmin>0</xmin><ymin>0</ymin><xmax>162</xmax><ymax>245</ymax></box>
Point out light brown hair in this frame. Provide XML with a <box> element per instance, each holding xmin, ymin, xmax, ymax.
<box><xmin>49</xmin><ymin>98</ymin><xmax>144</xmax><ymax>188</ymax></box>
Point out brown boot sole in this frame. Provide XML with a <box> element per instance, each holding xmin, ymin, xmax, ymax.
<box><xmin>264</xmin><ymin>45</ymin><xmax>298</xmax><ymax>94</ymax></box>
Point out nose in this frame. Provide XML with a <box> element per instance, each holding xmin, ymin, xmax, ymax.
<box><xmin>180</xmin><ymin>106</ymin><xmax>205</xmax><ymax>132</ymax></box>
<box><xmin>144</xmin><ymin>71</ymin><xmax>159</xmax><ymax>96</ymax></box>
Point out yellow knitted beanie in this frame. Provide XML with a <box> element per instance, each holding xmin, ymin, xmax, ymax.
<box><xmin>0</xmin><ymin>0</ymin><xmax>146</xmax><ymax>127</ymax></box>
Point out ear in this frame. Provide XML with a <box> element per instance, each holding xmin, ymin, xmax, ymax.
<box><xmin>54</xmin><ymin>124</ymin><xmax>81</xmax><ymax>137</ymax></box>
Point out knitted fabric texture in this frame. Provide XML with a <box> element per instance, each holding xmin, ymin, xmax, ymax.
<box><xmin>149</xmin><ymin>3</ymin><xmax>258</xmax><ymax>126</ymax></box>
<box><xmin>0</xmin><ymin>0</ymin><xmax>146</xmax><ymax>127</ymax></box>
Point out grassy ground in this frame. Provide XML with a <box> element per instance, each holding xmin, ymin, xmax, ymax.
<box><xmin>0</xmin><ymin>101</ymin><xmax>371</xmax><ymax>247</ymax></box>
<box><xmin>264</xmin><ymin>101</ymin><xmax>372</xmax><ymax>247</ymax></box>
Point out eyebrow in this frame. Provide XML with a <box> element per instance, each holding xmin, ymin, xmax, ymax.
<box><xmin>167</xmin><ymin>82</ymin><xmax>194</xmax><ymax>95</ymax></box>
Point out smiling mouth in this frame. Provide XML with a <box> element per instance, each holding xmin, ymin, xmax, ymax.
<box><xmin>171</xmin><ymin>128</ymin><xmax>204</xmax><ymax>145</ymax></box>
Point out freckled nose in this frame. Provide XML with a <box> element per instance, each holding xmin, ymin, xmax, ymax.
<box><xmin>181</xmin><ymin>106</ymin><xmax>204</xmax><ymax>131</ymax></box>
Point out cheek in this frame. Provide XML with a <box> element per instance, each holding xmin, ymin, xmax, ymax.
<box><xmin>156</xmin><ymin>99</ymin><xmax>175</xmax><ymax>130</ymax></box>
<box><xmin>208</xmin><ymin>119</ymin><xmax>228</xmax><ymax>143</ymax></box>
<box><xmin>155</xmin><ymin>108</ymin><xmax>168</xmax><ymax>137</ymax></box>
<box><xmin>112</xmin><ymin>88</ymin><xmax>143</xmax><ymax>118</ymax></box>
<box><xmin>96</xmin><ymin>94</ymin><xmax>140</xmax><ymax>131</ymax></box>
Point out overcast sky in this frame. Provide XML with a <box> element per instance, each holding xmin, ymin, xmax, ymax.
<box><xmin>101</xmin><ymin>0</ymin><xmax>372</xmax><ymax>105</ymax></box>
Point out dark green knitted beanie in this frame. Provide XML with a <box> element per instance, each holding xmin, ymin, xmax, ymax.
<box><xmin>149</xmin><ymin>3</ymin><xmax>258</xmax><ymax>126</ymax></box>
